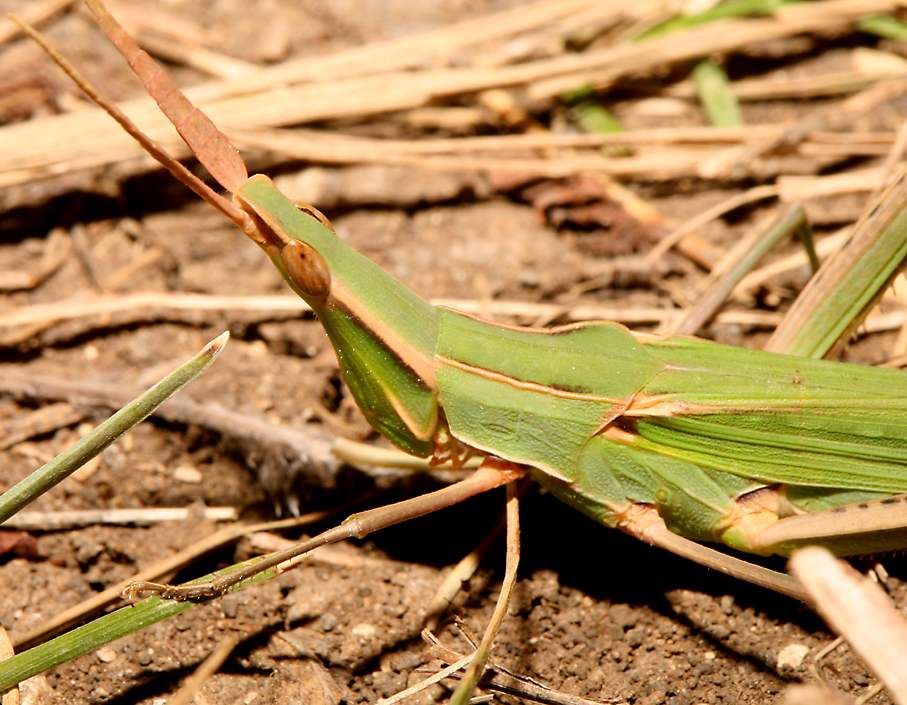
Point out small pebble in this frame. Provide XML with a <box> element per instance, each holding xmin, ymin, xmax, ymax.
<box><xmin>173</xmin><ymin>464</ymin><xmax>202</xmax><ymax>483</ymax></box>
<box><xmin>777</xmin><ymin>643</ymin><xmax>810</xmax><ymax>671</ymax></box>
<box><xmin>392</xmin><ymin>651</ymin><xmax>423</xmax><ymax>672</ymax></box>
<box><xmin>221</xmin><ymin>594</ymin><xmax>240</xmax><ymax>619</ymax></box>
<box><xmin>609</xmin><ymin>603</ymin><xmax>637</xmax><ymax>630</ymax></box>
<box><xmin>381</xmin><ymin>602</ymin><xmax>406</xmax><ymax>618</ymax></box>
<box><xmin>710</xmin><ymin>625</ymin><xmax>730</xmax><ymax>640</ymax></box>
<box><xmin>96</xmin><ymin>647</ymin><xmax>117</xmax><ymax>663</ymax></box>
<box><xmin>351</xmin><ymin>623</ymin><xmax>377</xmax><ymax>638</ymax></box>
<box><xmin>626</xmin><ymin>626</ymin><xmax>645</xmax><ymax>648</ymax></box>
<box><xmin>719</xmin><ymin>595</ymin><xmax>735</xmax><ymax>614</ymax></box>
<box><xmin>319</xmin><ymin>613</ymin><xmax>337</xmax><ymax>632</ymax></box>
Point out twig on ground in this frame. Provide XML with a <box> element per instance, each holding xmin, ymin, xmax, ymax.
<box><xmin>4</xmin><ymin>506</ymin><xmax>237</xmax><ymax>530</ymax></box>
<box><xmin>422</xmin><ymin>631</ymin><xmax>615</xmax><ymax>705</ymax></box>
<box><xmin>0</xmin><ymin>334</ymin><xmax>227</xmax><ymax>524</ymax></box>
<box><xmin>0</xmin><ymin>229</ymin><xmax>71</xmax><ymax>293</ymax></box>
<box><xmin>790</xmin><ymin>547</ymin><xmax>907</xmax><ymax>705</ymax></box>
<box><xmin>0</xmin><ymin>368</ymin><xmax>338</xmax><ymax>497</ymax></box>
<box><xmin>0</xmin><ymin>402</ymin><xmax>84</xmax><ymax>451</ymax></box>
<box><xmin>0</xmin><ymin>0</ymin><xmax>895</xmax><ymax>193</ymax></box>
<box><xmin>167</xmin><ymin>635</ymin><xmax>239</xmax><ymax>705</ymax></box>
<box><xmin>734</xmin><ymin>229</ymin><xmax>851</xmax><ymax>295</ymax></box>
<box><xmin>246</xmin><ymin>533</ymin><xmax>405</xmax><ymax>571</ymax></box>
<box><xmin>0</xmin><ymin>291</ymin><xmax>786</xmax><ymax>333</ymax></box>
<box><xmin>0</xmin><ymin>0</ymin><xmax>75</xmax><ymax>48</ymax></box>
<box><xmin>672</xmin><ymin>205</ymin><xmax>809</xmax><ymax>335</ymax></box>
<box><xmin>376</xmin><ymin>654</ymin><xmax>472</xmax><ymax>705</ymax></box>
<box><xmin>645</xmin><ymin>184</ymin><xmax>779</xmax><ymax>264</ymax></box>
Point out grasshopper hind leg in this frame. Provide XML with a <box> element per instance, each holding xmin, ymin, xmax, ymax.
<box><xmin>620</xmin><ymin>488</ymin><xmax>907</xmax><ymax>603</ymax></box>
<box><xmin>744</xmin><ymin>492</ymin><xmax>907</xmax><ymax>558</ymax></box>
<box><xmin>617</xmin><ymin>503</ymin><xmax>809</xmax><ymax>601</ymax></box>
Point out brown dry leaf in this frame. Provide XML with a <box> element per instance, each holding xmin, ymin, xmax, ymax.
<box><xmin>0</xmin><ymin>531</ymin><xmax>39</xmax><ymax>561</ymax></box>
<box><xmin>521</xmin><ymin>175</ymin><xmax>659</xmax><ymax>255</ymax></box>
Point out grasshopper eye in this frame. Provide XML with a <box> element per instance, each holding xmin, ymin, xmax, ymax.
<box><xmin>280</xmin><ymin>240</ymin><xmax>331</xmax><ymax>301</ymax></box>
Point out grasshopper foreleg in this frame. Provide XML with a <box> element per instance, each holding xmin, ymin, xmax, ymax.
<box><xmin>123</xmin><ymin>460</ymin><xmax>524</xmax><ymax>602</ymax></box>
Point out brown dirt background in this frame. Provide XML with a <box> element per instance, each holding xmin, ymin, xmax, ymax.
<box><xmin>1</xmin><ymin>2</ymin><xmax>906</xmax><ymax>704</ymax></box>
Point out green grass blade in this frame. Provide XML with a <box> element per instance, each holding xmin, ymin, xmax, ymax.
<box><xmin>0</xmin><ymin>556</ymin><xmax>276</xmax><ymax>691</ymax></box>
<box><xmin>692</xmin><ymin>59</ymin><xmax>742</xmax><ymax>127</ymax></box>
<box><xmin>858</xmin><ymin>15</ymin><xmax>907</xmax><ymax>41</ymax></box>
<box><xmin>765</xmin><ymin>172</ymin><xmax>907</xmax><ymax>357</ymax></box>
<box><xmin>635</xmin><ymin>0</ymin><xmax>790</xmax><ymax>41</ymax></box>
<box><xmin>568</xmin><ymin>99</ymin><xmax>622</xmax><ymax>134</ymax></box>
<box><xmin>0</xmin><ymin>332</ymin><xmax>228</xmax><ymax>523</ymax></box>
<box><xmin>673</xmin><ymin>205</ymin><xmax>806</xmax><ymax>335</ymax></box>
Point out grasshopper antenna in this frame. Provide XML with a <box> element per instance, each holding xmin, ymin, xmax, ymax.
<box><xmin>82</xmin><ymin>0</ymin><xmax>247</xmax><ymax>193</ymax></box>
<box><xmin>9</xmin><ymin>8</ymin><xmax>255</xmax><ymax>236</ymax></box>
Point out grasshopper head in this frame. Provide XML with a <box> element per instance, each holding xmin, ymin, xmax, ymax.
<box><xmin>235</xmin><ymin>175</ymin><xmax>442</xmax><ymax>457</ymax></box>
<box><xmin>232</xmin><ymin>176</ymin><xmax>337</xmax><ymax>308</ymax></box>
<box><xmin>28</xmin><ymin>1</ymin><xmax>442</xmax><ymax>458</ymax></box>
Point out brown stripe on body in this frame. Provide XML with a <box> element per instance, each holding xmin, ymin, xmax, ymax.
<box><xmin>621</xmin><ymin>393</ymin><xmax>852</xmax><ymax>417</ymax></box>
<box><xmin>437</xmin><ymin>307</ymin><xmax>662</xmax><ymax>348</ymax></box>
<box><xmin>323</xmin><ymin>289</ymin><xmax>438</xmax><ymax>441</ymax></box>
<box><xmin>437</xmin><ymin>307</ymin><xmax>629</xmax><ymax>337</ymax></box>
<box><xmin>328</xmin><ymin>280</ymin><xmax>436</xmax><ymax>388</ymax></box>
<box><xmin>436</xmin><ymin>355</ymin><xmax>627</xmax><ymax>405</ymax></box>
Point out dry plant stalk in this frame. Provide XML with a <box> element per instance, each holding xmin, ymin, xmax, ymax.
<box><xmin>0</xmin><ymin>0</ymin><xmax>899</xmax><ymax>191</ymax></box>
<box><xmin>790</xmin><ymin>547</ymin><xmax>907</xmax><ymax>705</ymax></box>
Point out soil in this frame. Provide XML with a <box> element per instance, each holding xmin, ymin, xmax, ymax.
<box><xmin>0</xmin><ymin>2</ymin><xmax>904</xmax><ymax>704</ymax></box>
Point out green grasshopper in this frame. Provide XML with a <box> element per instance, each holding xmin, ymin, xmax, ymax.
<box><xmin>25</xmin><ymin>0</ymin><xmax>907</xmax><ymax>611</ymax></box>
<box><xmin>14</xmin><ymin>1</ymin><xmax>907</xmax><ymax>699</ymax></box>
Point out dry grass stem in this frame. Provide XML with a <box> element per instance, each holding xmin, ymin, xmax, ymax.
<box><xmin>672</xmin><ymin>205</ymin><xmax>806</xmax><ymax>335</ymax></box>
<box><xmin>735</xmin><ymin>229</ymin><xmax>851</xmax><ymax>294</ymax></box>
<box><xmin>0</xmin><ymin>230</ymin><xmax>70</xmax><ymax>292</ymax></box>
<box><xmin>2</xmin><ymin>0</ymin><xmax>897</xmax><ymax>191</ymax></box>
<box><xmin>0</xmin><ymin>290</ymin><xmax>799</xmax><ymax>330</ymax></box>
<box><xmin>424</xmin><ymin>632</ymin><xmax>614</xmax><ymax>705</ymax></box>
<box><xmin>377</xmin><ymin>654</ymin><xmax>473</xmax><ymax>705</ymax></box>
<box><xmin>528</xmin><ymin>0</ymin><xmax>896</xmax><ymax>99</ymax></box>
<box><xmin>166</xmin><ymin>635</ymin><xmax>239</xmax><ymax>705</ymax></box>
<box><xmin>669</xmin><ymin>69</ymin><xmax>903</xmax><ymax>101</ymax></box>
<box><xmin>790</xmin><ymin>547</ymin><xmax>907</xmax><ymax>705</ymax></box>
<box><xmin>424</xmin><ymin>514</ymin><xmax>506</xmax><ymax>631</ymax></box>
<box><xmin>646</xmin><ymin>185</ymin><xmax>779</xmax><ymax>263</ymax></box>
<box><xmin>777</xmin><ymin>169</ymin><xmax>884</xmax><ymax>201</ymax></box>
<box><xmin>0</xmin><ymin>0</ymin><xmax>75</xmax><ymax>47</ymax></box>
<box><xmin>4</xmin><ymin>506</ymin><xmax>238</xmax><ymax>530</ymax></box>
<box><xmin>133</xmin><ymin>31</ymin><xmax>258</xmax><ymax>80</ymax></box>
<box><xmin>0</xmin><ymin>402</ymin><xmax>84</xmax><ymax>451</ymax></box>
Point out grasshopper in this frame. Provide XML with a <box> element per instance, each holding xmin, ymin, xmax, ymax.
<box><xmin>14</xmin><ymin>0</ymin><xmax>907</xmax><ymax>694</ymax></box>
<box><xmin>25</xmin><ymin>0</ymin><xmax>907</xmax><ymax>602</ymax></box>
